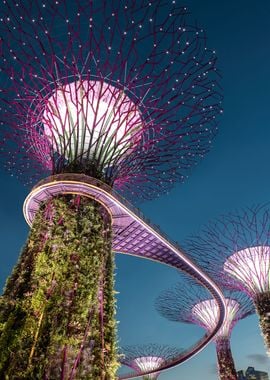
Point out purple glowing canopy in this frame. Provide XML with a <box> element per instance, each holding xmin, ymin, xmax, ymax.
<box><xmin>120</xmin><ymin>344</ymin><xmax>181</xmax><ymax>379</ymax></box>
<box><xmin>155</xmin><ymin>282</ymin><xmax>254</xmax><ymax>338</ymax></box>
<box><xmin>0</xmin><ymin>0</ymin><xmax>222</xmax><ymax>200</ymax></box>
<box><xmin>185</xmin><ymin>204</ymin><xmax>270</xmax><ymax>298</ymax></box>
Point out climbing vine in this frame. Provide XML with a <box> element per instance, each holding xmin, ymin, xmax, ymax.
<box><xmin>0</xmin><ymin>195</ymin><xmax>118</xmax><ymax>379</ymax></box>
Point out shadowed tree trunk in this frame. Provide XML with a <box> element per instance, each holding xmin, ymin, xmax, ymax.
<box><xmin>254</xmin><ymin>292</ymin><xmax>270</xmax><ymax>356</ymax></box>
<box><xmin>216</xmin><ymin>338</ymin><xmax>237</xmax><ymax>380</ymax></box>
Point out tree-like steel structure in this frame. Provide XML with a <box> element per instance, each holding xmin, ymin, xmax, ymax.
<box><xmin>121</xmin><ymin>344</ymin><xmax>181</xmax><ymax>379</ymax></box>
<box><xmin>0</xmin><ymin>0</ymin><xmax>222</xmax><ymax>199</ymax></box>
<box><xmin>185</xmin><ymin>204</ymin><xmax>270</xmax><ymax>356</ymax></box>
<box><xmin>0</xmin><ymin>0</ymin><xmax>223</xmax><ymax>378</ymax></box>
<box><xmin>156</xmin><ymin>283</ymin><xmax>254</xmax><ymax>380</ymax></box>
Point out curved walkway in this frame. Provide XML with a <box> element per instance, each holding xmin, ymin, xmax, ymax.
<box><xmin>23</xmin><ymin>173</ymin><xmax>226</xmax><ymax>379</ymax></box>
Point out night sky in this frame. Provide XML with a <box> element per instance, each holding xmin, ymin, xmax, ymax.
<box><xmin>1</xmin><ymin>0</ymin><xmax>270</xmax><ymax>379</ymax></box>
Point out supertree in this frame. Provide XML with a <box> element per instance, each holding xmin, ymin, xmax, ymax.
<box><xmin>0</xmin><ymin>0</ymin><xmax>223</xmax><ymax>378</ymax></box>
<box><xmin>120</xmin><ymin>344</ymin><xmax>181</xmax><ymax>379</ymax></box>
<box><xmin>155</xmin><ymin>282</ymin><xmax>254</xmax><ymax>380</ymax></box>
<box><xmin>184</xmin><ymin>204</ymin><xmax>270</xmax><ymax>356</ymax></box>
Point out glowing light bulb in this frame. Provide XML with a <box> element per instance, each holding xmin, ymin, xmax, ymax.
<box><xmin>192</xmin><ymin>298</ymin><xmax>240</xmax><ymax>337</ymax></box>
<box><xmin>132</xmin><ymin>356</ymin><xmax>164</xmax><ymax>378</ymax></box>
<box><xmin>42</xmin><ymin>79</ymin><xmax>143</xmax><ymax>166</ymax></box>
<box><xmin>224</xmin><ymin>246</ymin><xmax>270</xmax><ymax>294</ymax></box>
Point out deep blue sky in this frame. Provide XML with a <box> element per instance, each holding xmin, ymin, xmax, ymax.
<box><xmin>1</xmin><ymin>0</ymin><xmax>270</xmax><ymax>379</ymax></box>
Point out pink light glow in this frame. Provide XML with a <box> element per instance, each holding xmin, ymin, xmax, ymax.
<box><xmin>132</xmin><ymin>356</ymin><xmax>164</xmax><ymax>375</ymax></box>
<box><xmin>42</xmin><ymin>80</ymin><xmax>143</xmax><ymax>166</ymax></box>
<box><xmin>224</xmin><ymin>246</ymin><xmax>270</xmax><ymax>296</ymax></box>
<box><xmin>192</xmin><ymin>298</ymin><xmax>240</xmax><ymax>338</ymax></box>
<box><xmin>0</xmin><ymin>0</ymin><xmax>223</xmax><ymax>197</ymax></box>
<box><xmin>121</xmin><ymin>343</ymin><xmax>182</xmax><ymax>379</ymax></box>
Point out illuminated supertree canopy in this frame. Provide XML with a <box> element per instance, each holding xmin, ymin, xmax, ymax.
<box><xmin>184</xmin><ymin>204</ymin><xmax>270</xmax><ymax>355</ymax></box>
<box><xmin>0</xmin><ymin>0</ymin><xmax>223</xmax><ymax>200</ymax></box>
<box><xmin>155</xmin><ymin>282</ymin><xmax>254</xmax><ymax>380</ymax></box>
<box><xmin>0</xmin><ymin>0</ymin><xmax>223</xmax><ymax>378</ymax></box>
<box><xmin>120</xmin><ymin>344</ymin><xmax>181</xmax><ymax>379</ymax></box>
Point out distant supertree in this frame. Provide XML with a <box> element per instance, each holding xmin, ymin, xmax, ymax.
<box><xmin>120</xmin><ymin>344</ymin><xmax>181</xmax><ymax>379</ymax></box>
<box><xmin>156</xmin><ymin>283</ymin><xmax>254</xmax><ymax>380</ymax></box>
<box><xmin>0</xmin><ymin>0</ymin><xmax>222</xmax><ymax>378</ymax></box>
<box><xmin>185</xmin><ymin>204</ymin><xmax>270</xmax><ymax>356</ymax></box>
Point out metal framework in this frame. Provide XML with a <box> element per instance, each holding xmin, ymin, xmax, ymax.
<box><xmin>155</xmin><ymin>282</ymin><xmax>254</xmax><ymax>380</ymax></box>
<box><xmin>184</xmin><ymin>204</ymin><xmax>270</xmax><ymax>298</ymax></box>
<box><xmin>0</xmin><ymin>0</ymin><xmax>224</xmax><ymax>377</ymax></box>
<box><xmin>184</xmin><ymin>204</ymin><xmax>270</xmax><ymax>356</ymax></box>
<box><xmin>120</xmin><ymin>344</ymin><xmax>181</xmax><ymax>379</ymax></box>
<box><xmin>0</xmin><ymin>0</ymin><xmax>223</xmax><ymax>201</ymax></box>
<box><xmin>155</xmin><ymin>282</ymin><xmax>253</xmax><ymax>337</ymax></box>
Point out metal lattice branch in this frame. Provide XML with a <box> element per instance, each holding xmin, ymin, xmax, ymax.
<box><xmin>0</xmin><ymin>0</ymin><xmax>226</xmax><ymax>377</ymax></box>
<box><xmin>155</xmin><ymin>280</ymin><xmax>249</xmax><ymax>380</ymax></box>
<box><xmin>155</xmin><ymin>282</ymin><xmax>254</xmax><ymax>339</ymax></box>
<box><xmin>184</xmin><ymin>204</ymin><xmax>270</xmax><ymax>297</ymax></box>
<box><xmin>0</xmin><ymin>0</ymin><xmax>222</xmax><ymax>200</ymax></box>
<box><xmin>120</xmin><ymin>344</ymin><xmax>181</xmax><ymax>378</ymax></box>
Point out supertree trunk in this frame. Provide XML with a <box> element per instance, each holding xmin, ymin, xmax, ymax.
<box><xmin>0</xmin><ymin>195</ymin><xmax>118</xmax><ymax>379</ymax></box>
<box><xmin>254</xmin><ymin>292</ymin><xmax>270</xmax><ymax>356</ymax></box>
<box><xmin>216</xmin><ymin>338</ymin><xmax>237</xmax><ymax>380</ymax></box>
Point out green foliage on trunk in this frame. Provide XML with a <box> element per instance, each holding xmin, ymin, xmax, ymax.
<box><xmin>0</xmin><ymin>195</ymin><xmax>118</xmax><ymax>379</ymax></box>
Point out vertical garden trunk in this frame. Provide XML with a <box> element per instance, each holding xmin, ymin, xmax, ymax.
<box><xmin>216</xmin><ymin>338</ymin><xmax>237</xmax><ymax>380</ymax></box>
<box><xmin>254</xmin><ymin>292</ymin><xmax>270</xmax><ymax>356</ymax></box>
<box><xmin>0</xmin><ymin>195</ymin><xmax>118</xmax><ymax>379</ymax></box>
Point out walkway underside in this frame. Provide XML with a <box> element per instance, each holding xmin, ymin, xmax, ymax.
<box><xmin>23</xmin><ymin>173</ymin><xmax>226</xmax><ymax>379</ymax></box>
